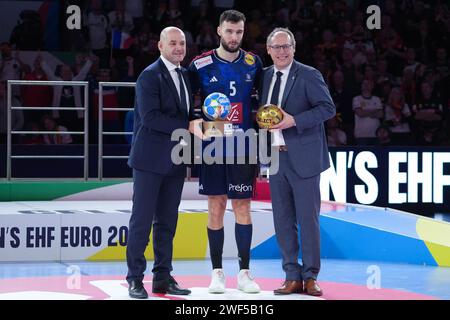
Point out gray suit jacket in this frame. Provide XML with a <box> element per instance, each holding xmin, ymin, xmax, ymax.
<box><xmin>261</xmin><ymin>60</ymin><xmax>336</xmax><ymax>178</ymax></box>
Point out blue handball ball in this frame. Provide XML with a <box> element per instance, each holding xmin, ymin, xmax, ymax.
<box><xmin>202</xmin><ymin>92</ymin><xmax>231</xmax><ymax>120</ymax></box>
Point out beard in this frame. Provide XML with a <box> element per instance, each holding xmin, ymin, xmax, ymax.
<box><xmin>220</xmin><ymin>38</ymin><xmax>242</xmax><ymax>53</ymax></box>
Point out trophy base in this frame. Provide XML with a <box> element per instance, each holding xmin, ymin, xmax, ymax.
<box><xmin>202</xmin><ymin>121</ymin><xmax>234</xmax><ymax>138</ymax></box>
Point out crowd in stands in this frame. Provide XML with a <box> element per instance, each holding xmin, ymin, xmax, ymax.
<box><xmin>0</xmin><ymin>0</ymin><xmax>449</xmax><ymax>147</ymax></box>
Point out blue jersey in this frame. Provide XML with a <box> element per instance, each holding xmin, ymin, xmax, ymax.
<box><xmin>189</xmin><ymin>49</ymin><xmax>262</xmax><ymax>131</ymax></box>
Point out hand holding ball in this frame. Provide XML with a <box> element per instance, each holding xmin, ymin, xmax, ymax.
<box><xmin>256</xmin><ymin>104</ymin><xmax>284</xmax><ymax>129</ymax></box>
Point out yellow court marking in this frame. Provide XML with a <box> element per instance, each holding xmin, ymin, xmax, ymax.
<box><xmin>416</xmin><ymin>218</ymin><xmax>450</xmax><ymax>267</ymax></box>
<box><xmin>88</xmin><ymin>212</ymin><xmax>209</xmax><ymax>261</ymax></box>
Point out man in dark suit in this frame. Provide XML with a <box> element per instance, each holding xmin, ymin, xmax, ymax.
<box><xmin>126</xmin><ymin>26</ymin><xmax>202</xmax><ymax>299</ymax></box>
<box><xmin>260</xmin><ymin>28</ymin><xmax>336</xmax><ymax>296</ymax></box>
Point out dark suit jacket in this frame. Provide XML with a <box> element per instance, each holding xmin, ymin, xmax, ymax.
<box><xmin>128</xmin><ymin>57</ymin><xmax>194</xmax><ymax>175</ymax></box>
<box><xmin>260</xmin><ymin>60</ymin><xmax>336</xmax><ymax>178</ymax></box>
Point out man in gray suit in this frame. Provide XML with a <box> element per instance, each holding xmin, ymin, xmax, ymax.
<box><xmin>260</xmin><ymin>28</ymin><xmax>336</xmax><ymax>296</ymax></box>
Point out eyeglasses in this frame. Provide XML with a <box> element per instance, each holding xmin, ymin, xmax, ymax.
<box><xmin>269</xmin><ymin>44</ymin><xmax>294</xmax><ymax>51</ymax></box>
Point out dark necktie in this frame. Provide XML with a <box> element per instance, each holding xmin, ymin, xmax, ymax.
<box><xmin>270</xmin><ymin>71</ymin><xmax>283</xmax><ymax>105</ymax></box>
<box><xmin>175</xmin><ymin>68</ymin><xmax>189</xmax><ymax>116</ymax></box>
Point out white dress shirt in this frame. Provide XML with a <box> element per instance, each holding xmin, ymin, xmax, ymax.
<box><xmin>160</xmin><ymin>55</ymin><xmax>190</xmax><ymax>114</ymax></box>
<box><xmin>266</xmin><ymin>62</ymin><xmax>293</xmax><ymax>146</ymax></box>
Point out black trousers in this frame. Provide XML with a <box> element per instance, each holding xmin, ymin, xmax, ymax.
<box><xmin>126</xmin><ymin>168</ymin><xmax>184</xmax><ymax>283</ymax></box>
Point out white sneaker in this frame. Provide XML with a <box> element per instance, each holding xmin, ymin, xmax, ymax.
<box><xmin>208</xmin><ymin>269</ymin><xmax>226</xmax><ymax>293</ymax></box>
<box><xmin>237</xmin><ymin>269</ymin><xmax>260</xmax><ymax>293</ymax></box>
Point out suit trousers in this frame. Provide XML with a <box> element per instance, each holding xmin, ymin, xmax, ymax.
<box><xmin>269</xmin><ymin>151</ymin><xmax>321</xmax><ymax>281</ymax></box>
<box><xmin>126</xmin><ymin>168</ymin><xmax>184</xmax><ymax>283</ymax></box>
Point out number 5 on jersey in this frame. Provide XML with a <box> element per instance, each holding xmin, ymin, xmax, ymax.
<box><xmin>230</xmin><ymin>81</ymin><xmax>236</xmax><ymax>97</ymax></box>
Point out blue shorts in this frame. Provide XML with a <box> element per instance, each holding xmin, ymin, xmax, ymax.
<box><xmin>199</xmin><ymin>162</ymin><xmax>257</xmax><ymax>199</ymax></box>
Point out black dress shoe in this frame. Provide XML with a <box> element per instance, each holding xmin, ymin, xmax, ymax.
<box><xmin>152</xmin><ymin>276</ymin><xmax>191</xmax><ymax>295</ymax></box>
<box><xmin>128</xmin><ymin>280</ymin><xmax>148</xmax><ymax>299</ymax></box>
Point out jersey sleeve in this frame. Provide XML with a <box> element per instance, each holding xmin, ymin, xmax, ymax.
<box><xmin>252</xmin><ymin>54</ymin><xmax>264</xmax><ymax>111</ymax></box>
<box><xmin>255</xmin><ymin>54</ymin><xmax>263</xmax><ymax>89</ymax></box>
<box><xmin>188</xmin><ymin>61</ymin><xmax>201</xmax><ymax>95</ymax></box>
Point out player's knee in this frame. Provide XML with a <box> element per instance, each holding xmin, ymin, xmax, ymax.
<box><xmin>209</xmin><ymin>208</ymin><xmax>225</xmax><ymax>219</ymax></box>
<box><xmin>208</xmin><ymin>196</ymin><xmax>226</xmax><ymax>222</ymax></box>
<box><xmin>209</xmin><ymin>195</ymin><xmax>227</xmax><ymax>209</ymax></box>
<box><xmin>232</xmin><ymin>199</ymin><xmax>252</xmax><ymax>224</ymax></box>
<box><xmin>232</xmin><ymin>199</ymin><xmax>250</xmax><ymax>213</ymax></box>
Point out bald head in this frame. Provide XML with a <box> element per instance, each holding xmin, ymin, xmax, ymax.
<box><xmin>160</xmin><ymin>27</ymin><xmax>184</xmax><ymax>42</ymax></box>
<box><xmin>158</xmin><ymin>27</ymin><xmax>186</xmax><ymax>66</ymax></box>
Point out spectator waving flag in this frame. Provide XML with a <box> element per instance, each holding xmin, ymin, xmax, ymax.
<box><xmin>112</xmin><ymin>31</ymin><xmax>134</xmax><ymax>49</ymax></box>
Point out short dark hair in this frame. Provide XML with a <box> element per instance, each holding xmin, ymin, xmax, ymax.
<box><xmin>219</xmin><ymin>10</ymin><xmax>246</xmax><ymax>25</ymax></box>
